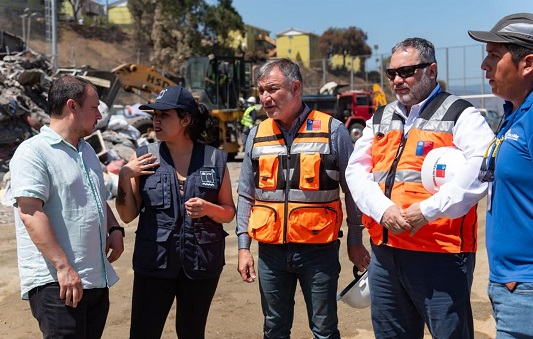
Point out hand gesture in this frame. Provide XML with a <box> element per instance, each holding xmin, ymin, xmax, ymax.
<box><xmin>238</xmin><ymin>249</ymin><xmax>256</xmax><ymax>283</ymax></box>
<box><xmin>57</xmin><ymin>264</ymin><xmax>83</xmax><ymax>308</ymax></box>
<box><xmin>348</xmin><ymin>244</ymin><xmax>371</xmax><ymax>272</ymax></box>
<box><xmin>402</xmin><ymin>202</ymin><xmax>429</xmax><ymax>237</ymax></box>
<box><xmin>120</xmin><ymin>153</ymin><xmax>158</xmax><ymax>179</ymax></box>
<box><xmin>106</xmin><ymin>230</ymin><xmax>124</xmax><ymax>263</ymax></box>
<box><xmin>185</xmin><ymin>197</ymin><xmax>209</xmax><ymax>218</ymax></box>
<box><xmin>380</xmin><ymin>205</ymin><xmax>411</xmax><ymax>234</ymax></box>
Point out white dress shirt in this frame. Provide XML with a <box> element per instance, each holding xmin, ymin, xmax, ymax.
<box><xmin>345</xmin><ymin>85</ymin><xmax>494</xmax><ymax>225</ymax></box>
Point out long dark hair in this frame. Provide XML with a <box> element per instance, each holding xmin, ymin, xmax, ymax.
<box><xmin>177</xmin><ymin>103</ymin><xmax>217</xmax><ymax>143</ymax></box>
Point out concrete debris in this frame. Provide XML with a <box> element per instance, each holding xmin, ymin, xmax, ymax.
<box><xmin>0</xmin><ymin>44</ymin><xmax>148</xmax><ymax>202</ymax></box>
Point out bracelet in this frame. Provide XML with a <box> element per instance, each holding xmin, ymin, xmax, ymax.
<box><xmin>108</xmin><ymin>226</ymin><xmax>125</xmax><ymax>237</ymax></box>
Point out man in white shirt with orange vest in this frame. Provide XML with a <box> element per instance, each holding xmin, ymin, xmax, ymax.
<box><xmin>345</xmin><ymin>37</ymin><xmax>493</xmax><ymax>339</ymax></box>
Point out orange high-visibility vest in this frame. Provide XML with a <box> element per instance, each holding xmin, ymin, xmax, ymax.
<box><xmin>248</xmin><ymin>110</ymin><xmax>343</xmax><ymax>244</ymax></box>
<box><xmin>362</xmin><ymin>92</ymin><xmax>478</xmax><ymax>253</ymax></box>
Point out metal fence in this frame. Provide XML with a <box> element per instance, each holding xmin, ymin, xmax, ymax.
<box><xmin>294</xmin><ymin>44</ymin><xmax>504</xmax><ymax>113</ymax></box>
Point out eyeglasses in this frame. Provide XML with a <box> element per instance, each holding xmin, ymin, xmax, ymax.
<box><xmin>385</xmin><ymin>63</ymin><xmax>431</xmax><ymax>80</ymax></box>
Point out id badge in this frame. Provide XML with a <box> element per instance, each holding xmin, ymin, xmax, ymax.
<box><xmin>487</xmin><ymin>182</ymin><xmax>492</xmax><ymax>211</ymax></box>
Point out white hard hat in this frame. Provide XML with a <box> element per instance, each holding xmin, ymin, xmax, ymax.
<box><xmin>246</xmin><ymin>96</ymin><xmax>256</xmax><ymax>104</ymax></box>
<box><xmin>421</xmin><ymin>146</ymin><xmax>467</xmax><ymax>194</ymax></box>
<box><xmin>337</xmin><ymin>269</ymin><xmax>370</xmax><ymax>309</ymax></box>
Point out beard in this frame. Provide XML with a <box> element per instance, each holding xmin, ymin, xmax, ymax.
<box><xmin>393</xmin><ymin>70</ymin><xmax>433</xmax><ymax>107</ymax></box>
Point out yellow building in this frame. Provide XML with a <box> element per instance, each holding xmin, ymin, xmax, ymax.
<box><xmin>228</xmin><ymin>24</ymin><xmax>273</xmax><ymax>56</ymax></box>
<box><xmin>276</xmin><ymin>28</ymin><xmax>323</xmax><ymax>68</ymax></box>
<box><xmin>330</xmin><ymin>54</ymin><xmax>364</xmax><ymax>73</ymax></box>
<box><xmin>107</xmin><ymin>0</ymin><xmax>131</xmax><ymax>27</ymax></box>
<box><xmin>60</xmin><ymin>0</ymin><xmax>104</xmax><ymax>22</ymax></box>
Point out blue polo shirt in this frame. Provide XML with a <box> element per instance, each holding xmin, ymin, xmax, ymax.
<box><xmin>10</xmin><ymin>126</ymin><xmax>119</xmax><ymax>299</ymax></box>
<box><xmin>486</xmin><ymin>90</ymin><xmax>533</xmax><ymax>283</ymax></box>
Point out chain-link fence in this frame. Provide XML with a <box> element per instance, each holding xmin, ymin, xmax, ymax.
<box><xmin>294</xmin><ymin>44</ymin><xmax>504</xmax><ymax>113</ymax></box>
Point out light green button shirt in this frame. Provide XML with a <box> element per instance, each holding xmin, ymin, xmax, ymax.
<box><xmin>10</xmin><ymin>126</ymin><xmax>119</xmax><ymax>299</ymax></box>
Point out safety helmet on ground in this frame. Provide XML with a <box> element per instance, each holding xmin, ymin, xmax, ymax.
<box><xmin>421</xmin><ymin>146</ymin><xmax>467</xmax><ymax>194</ymax></box>
<box><xmin>246</xmin><ymin>96</ymin><xmax>256</xmax><ymax>104</ymax></box>
<box><xmin>337</xmin><ymin>268</ymin><xmax>370</xmax><ymax>309</ymax></box>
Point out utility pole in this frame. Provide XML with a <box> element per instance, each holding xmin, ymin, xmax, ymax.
<box><xmin>45</xmin><ymin>0</ymin><xmax>58</xmax><ymax>70</ymax></box>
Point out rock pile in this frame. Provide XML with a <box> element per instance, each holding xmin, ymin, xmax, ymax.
<box><xmin>0</xmin><ymin>45</ymin><xmax>147</xmax><ymax>201</ymax></box>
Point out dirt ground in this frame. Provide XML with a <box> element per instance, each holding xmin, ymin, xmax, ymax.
<box><xmin>0</xmin><ymin>160</ymin><xmax>496</xmax><ymax>339</ymax></box>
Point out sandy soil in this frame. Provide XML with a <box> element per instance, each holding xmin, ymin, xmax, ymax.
<box><xmin>0</xmin><ymin>160</ymin><xmax>496</xmax><ymax>338</ymax></box>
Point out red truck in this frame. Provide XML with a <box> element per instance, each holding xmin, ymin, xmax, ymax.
<box><xmin>303</xmin><ymin>89</ymin><xmax>382</xmax><ymax>143</ymax></box>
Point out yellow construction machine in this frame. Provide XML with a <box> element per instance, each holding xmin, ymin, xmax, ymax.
<box><xmin>112</xmin><ymin>55</ymin><xmax>255</xmax><ymax>160</ymax></box>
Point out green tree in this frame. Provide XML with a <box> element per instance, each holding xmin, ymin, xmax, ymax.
<box><xmin>128</xmin><ymin>0</ymin><xmax>156</xmax><ymax>62</ymax></box>
<box><xmin>319</xmin><ymin>26</ymin><xmax>372</xmax><ymax>71</ymax></box>
<box><xmin>200</xmin><ymin>0</ymin><xmax>245</xmax><ymax>56</ymax></box>
<box><xmin>65</xmin><ymin>0</ymin><xmax>83</xmax><ymax>23</ymax></box>
<box><xmin>128</xmin><ymin>0</ymin><xmax>244</xmax><ymax>70</ymax></box>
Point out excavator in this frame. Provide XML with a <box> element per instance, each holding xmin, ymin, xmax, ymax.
<box><xmin>112</xmin><ymin>55</ymin><xmax>255</xmax><ymax>160</ymax></box>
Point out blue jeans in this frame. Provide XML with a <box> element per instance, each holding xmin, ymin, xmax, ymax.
<box><xmin>258</xmin><ymin>241</ymin><xmax>341</xmax><ymax>339</ymax></box>
<box><xmin>488</xmin><ymin>281</ymin><xmax>533</xmax><ymax>338</ymax></box>
<box><xmin>369</xmin><ymin>243</ymin><xmax>475</xmax><ymax>339</ymax></box>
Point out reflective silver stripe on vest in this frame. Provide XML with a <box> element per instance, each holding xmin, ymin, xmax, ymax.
<box><xmin>291</xmin><ymin>142</ymin><xmax>331</xmax><ymax>154</ymax></box>
<box><xmin>288</xmin><ymin>188</ymin><xmax>339</xmax><ymax>202</ymax></box>
<box><xmin>254</xmin><ymin>188</ymin><xmax>340</xmax><ymax>202</ymax></box>
<box><xmin>252</xmin><ymin>115</ymin><xmax>339</xmax><ymax>203</ymax></box>
<box><xmin>254</xmin><ymin>189</ymin><xmax>285</xmax><ymax>201</ymax></box>
<box><xmin>414</xmin><ymin>120</ymin><xmax>455</xmax><ymax>133</ymax></box>
<box><xmin>372</xmin><ymin>169</ymin><xmax>422</xmax><ymax>184</ymax></box>
<box><xmin>373</xmin><ymin>119</ymin><xmax>404</xmax><ymax>134</ymax></box>
<box><xmin>372</xmin><ymin>104</ymin><xmax>402</xmax><ymax>135</ymax></box>
<box><xmin>252</xmin><ymin>144</ymin><xmax>287</xmax><ymax>158</ymax></box>
<box><xmin>412</xmin><ymin>95</ymin><xmax>462</xmax><ymax>133</ymax></box>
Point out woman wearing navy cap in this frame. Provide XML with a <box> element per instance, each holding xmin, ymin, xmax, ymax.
<box><xmin>117</xmin><ymin>85</ymin><xmax>235</xmax><ymax>339</ymax></box>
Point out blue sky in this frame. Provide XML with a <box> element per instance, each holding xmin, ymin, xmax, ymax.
<box><xmin>231</xmin><ymin>0</ymin><xmax>532</xmax><ymax>55</ymax></box>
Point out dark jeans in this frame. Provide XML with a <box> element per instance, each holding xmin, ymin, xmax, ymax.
<box><xmin>369</xmin><ymin>243</ymin><xmax>475</xmax><ymax>339</ymax></box>
<box><xmin>28</xmin><ymin>282</ymin><xmax>110</xmax><ymax>339</ymax></box>
<box><xmin>258</xmin><ymin>241</ymin><xmax>341</xmax><ymax>339</ymax></box>
<box><xmin>130</xmin><ymin>270</ymin><xmax>220</xmax><ymax>339</ymax></box>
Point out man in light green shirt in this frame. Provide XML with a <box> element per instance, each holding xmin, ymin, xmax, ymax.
<box><xmin>10</xmin><ymin>75</ymin><xmax>124</xmax><ymax>338</ymax></box>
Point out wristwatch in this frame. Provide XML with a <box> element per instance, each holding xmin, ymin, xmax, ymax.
<box><xmin>108</xmin><ymin>225</ymin><xmax>125</xmax><ymax>237</ymax></box>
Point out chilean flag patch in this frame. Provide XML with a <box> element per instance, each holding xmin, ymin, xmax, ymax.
<box><xmin>416</xmin><ymin>141</ymin><xmax>434</xmax><ymax>156</ymax></box>
<box><xmin>306</xmin><ymin>119</ymin><xmax>322</xmax><ymax>131</ymax></box>
<box><xmin>435</xmin><ymin>164</ymin><xmax>446</xmax><ymax>178</ymax></box>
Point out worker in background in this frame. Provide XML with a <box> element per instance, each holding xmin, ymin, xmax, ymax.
<box><xmin>240</xmin><ymin>96</ymin><xmax>257</xmax><ymax>147</ymax></box>
<box><xmin>468</xmin><ymin>13</ymin><xmax>533</xmax><ymax>338</ymax></box>
<box><xmin>345</xmin><ymin>37</ymin><xmax>493</xmax><ymax>338</ymax></box>
<box><xmin>236</xmin><ymin>58</ymin><xmax>369</xmax><ymax>338</ymax></box>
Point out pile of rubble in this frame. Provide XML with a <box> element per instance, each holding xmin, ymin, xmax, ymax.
<box><xmin>0</xmin><ymin>43</ymin><xmax>149</xmax><ymax>203</ymax></box>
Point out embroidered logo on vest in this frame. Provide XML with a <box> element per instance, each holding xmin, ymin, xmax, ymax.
<box><xmin>200</xmin><ymin>169</ymin><xmax>216</xmax><ymax>187</ymax></box>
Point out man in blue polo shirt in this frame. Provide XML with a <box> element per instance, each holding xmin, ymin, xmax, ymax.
<box><xmin>469</xmin><ymin>13</ymin><xmax>533</xmax><ymax>338</ymax></box>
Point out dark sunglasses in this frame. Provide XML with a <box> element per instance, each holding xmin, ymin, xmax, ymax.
<box><xmin>385</xmin><ymin>63</ymin><xmax>431</xmax><ymax>80</ymax></box>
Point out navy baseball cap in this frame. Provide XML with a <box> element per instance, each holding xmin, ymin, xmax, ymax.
<box><xmin>139</xmin><ymin>85</ymin><xmax>198</xmax><ymax>115</ymax></box>
<box><xmin>468</xmin><ymin>13</ymin><xmax>533</xmax><ymax>49</ymax></box>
